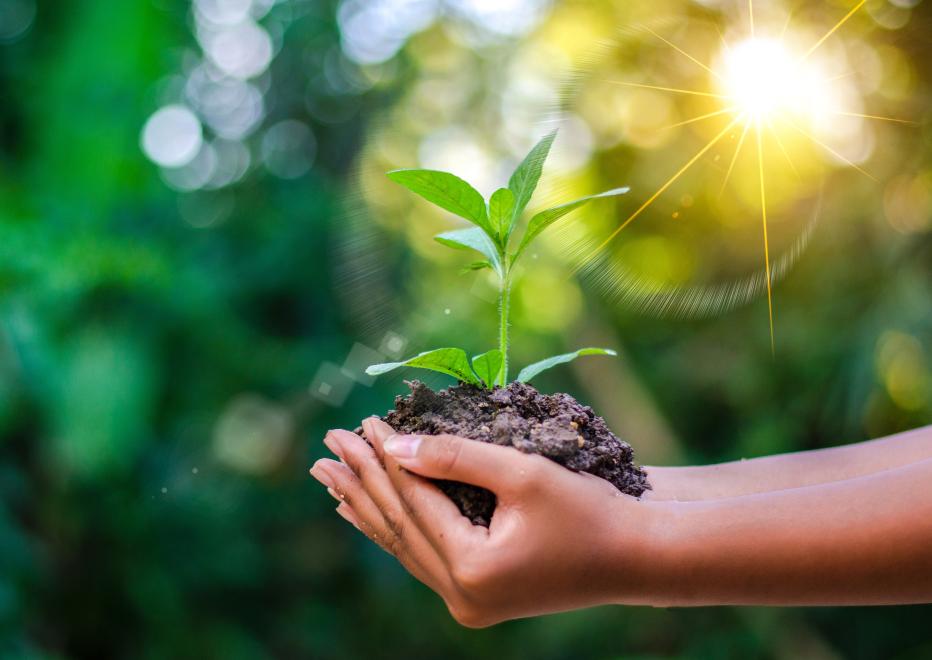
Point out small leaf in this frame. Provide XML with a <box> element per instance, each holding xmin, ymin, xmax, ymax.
<box><xmin>514</xmin><ymin>187</ymin><xmax>630</xmax><ymax>260</ymax></box>
<box><xmin>435</xmin><ymin>227</ymin><xmax>503</xmax><ymax>276</ymax></box>
<box><xmin>488</xmin><ymin>188</ymin><xmax>515</xmax><ymax>243</ymax></box>
<box><xmin>388</xmin><ymin>169</ymin><xmax>493</xmax><ymax>235</ymax></box>
<box><xmin>507</xmin><ymin>130</ymin><xmax>557</xmax><ymax>237</ymax></box>
<box><xmin>461</xmin><ymin>261</ymin><xmax>492</xmax><ymax>274</ymax></box>
<box><xmin>471</xmin><ymin>349</ymin><xmax>504</xmax><ymax>389</ymax></box>
<box><xmin>516</xmin><ymin>348</ymin><xmax>617</xmax><ymax>383</ymax></box>
<box><xmin>366</xmin><ymin>348</ymin><xmax>481</xmax><ymax>385</ymax></box>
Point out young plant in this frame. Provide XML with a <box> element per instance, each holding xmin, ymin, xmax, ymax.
<box><xmin>366</xmin><ymin>131</ymin><xmax>629</xmax><ymax>389</ymax></box>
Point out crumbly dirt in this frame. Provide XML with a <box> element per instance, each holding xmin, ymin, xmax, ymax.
<box><xmin>368</xmin><ymin>380</ymin><xmax>650</xmax><ymax>526</ymax></box>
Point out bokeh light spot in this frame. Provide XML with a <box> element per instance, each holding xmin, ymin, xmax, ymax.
<box><xmin>141</xmin><ymin>105</ymin><xmax>203</xmax><ymax>168</ymax></box>
<box><xmin>213</xmin><ymin>394</ymin><xmax>293</xmax><ymax>475</ymax></box>
<box><xmin>262</xmin><ymin>120</ymin><xmax>316</xmax><ymax>179</ymax></box>
<box><xmin>0</xmin><ymin>0</ymin><xmax>35</xmax><ymax>43</ymax></box>
<box><xmin>201</xmin><ymin>19</ymin><xmax>273</xmax><ymax>80</ymax></box>
<box><xmin>876</xmin><ymin>331</ymin><xmax>930</xmax><ymax>411</ymax></box>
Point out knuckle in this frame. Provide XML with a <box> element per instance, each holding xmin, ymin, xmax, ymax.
<box><xmin>514</xmin><ymin>455</ymin><xmax>549</xmax><ymax>492</ymax></box>
<box><xmin>382</xmin><ymin>505</ymin><xmax>407</xmax><ymax>540</ymax></box>
<box><xmin>397</xmin><ymin>489</ymin><xmax>429</xmax><ymax>527</ymax></box>
<box><xmin>366</xmin><ymin>526</ymin><xmax>392</xmax><ymax>554</ymax></box>
<box><xmin>395</xmin><ymin>477</ymin><xmax>419</xmax><ymax>507</ymax></box>
<box><xmin>449</xmin><ymin>559</ymin><xmax>489</xmax><ymax>595</ymax></box>
<box><xmin>384</xmin><ymin>534</ymin><xmax>404</xmax><ymax>558</ymax></box>
<box><xmin>432</xmin><ymin>434</ymin><xmax>464</xmax><ymax>476</ymax></box>
<box><xmin>343</xmin><ymin>441</ymin><xmax>378</xmax><ymax>475</ymax></box>
<box><xmin>350</xmin><ymin>455</ymin><xmax>379</xmax><ymax>486</ymax></box>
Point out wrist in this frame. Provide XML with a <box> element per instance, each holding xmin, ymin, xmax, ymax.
<box><xmin>645</xmin><ymin>465</ymin><xmax>736</xmax><ymax>501</ymax></box>
<box><xmin>642</xmin><ymin>466</ymin><xmax>696</xmax><ymax>500</ymax></box>
<box><xmin>603</xmin><ymin>496</ymin><xmax>696</xmax><ymax>607</ymax></box>
<box><xmin>643</xmin><ymin>497</ymin><xmax>751</xmax><ymax>607</ymax></box>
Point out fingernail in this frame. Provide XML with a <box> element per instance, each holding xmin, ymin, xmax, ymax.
<box><xmin>383</xmin><ymin>434</ymin><xmax>421</xmax><ymax>459</ymax></box>
<box><xmin>326</xmin><ymin>487</ymin><xmax>343</xmax><ymax>502</ymax></box>
<box><xmin>309</xmin><ymin>464</ymin><xmax>335</xmax><ymax>489</ymax></box>
<box><xmin>361</xmin><ymin>417</ymin><xmax>376</xmax><ymax>438</ymax></box>
<box><xmin>323</xmin><ymin>433</ymin><xmax>344</xmax><ymax>459</ymax></box>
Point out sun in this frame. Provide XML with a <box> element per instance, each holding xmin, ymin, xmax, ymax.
<box><xmin>720</xmin><ymin>38</ymin><xmax>821</xmax><ymax>121</ymax></box>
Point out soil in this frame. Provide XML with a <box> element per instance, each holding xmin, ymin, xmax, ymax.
<box><xmin>367</xmin><ymin>380</ymin><xmax>650</xmax><ymax>527</ymax></box>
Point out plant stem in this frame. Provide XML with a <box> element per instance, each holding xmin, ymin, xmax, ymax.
<box><xmin>498</xmin><ymin>276</ymin><xmax>510</xmax><ymax>387</ymax></box>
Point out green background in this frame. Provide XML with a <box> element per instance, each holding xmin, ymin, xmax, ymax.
<box><xmin>1</xmin><ymin>0</ymin><xmax>930</xmax><ymax>657</ymax></box>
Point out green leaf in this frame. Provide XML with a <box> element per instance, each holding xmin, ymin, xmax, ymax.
<box><xmin>434</xmin><ymin>227</ymin><xmax>503</xmax><ymax>276</ymax></box>
<box><xmin>366</xmin><ymin>348</ymin><xmax>481</xmax><ymax>386</ymax></box>
<box><xmin>507</xmin><ymin>130</ymin><xmax>557</xmax><ymax>237</ymax></box>
<box><xmin>516</xmin><ymin>348</ymin><xmax>617</xmax><ymax>383</ymax></box>
<box><xmin>387</xmin><ymin>169</ymin><xmax>492</xmax><ymax>234</ymax></box>
<box><xmin>471</xmin><ymin>349</ymin><xmax>504</xmax><ymax>389</ymax></box>
<box><xmin>488</xmin><ymin>188</ymin><xmax>515</xmax><ymax>243</ymax></box>
<box><xmin>514</xmin><ymin>187</ymin><xmax>630</xmax><ymax>260</ymax></box>
<box><xmin>461</xmin><ymin>261</ymin><xmax>492</xmax><ymax>274</ymax></box>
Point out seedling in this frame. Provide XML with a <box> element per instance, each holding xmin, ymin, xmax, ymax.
<box><xmin>366</xmin><ymin>131</ymin><xmax>629</xmax><ymax>388</ymax></box>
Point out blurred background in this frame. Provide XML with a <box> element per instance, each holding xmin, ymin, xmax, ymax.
<box><xmin>1</xmin><ymin>0</ymin><xmax>930</xmax><ymax>657</ymax></box>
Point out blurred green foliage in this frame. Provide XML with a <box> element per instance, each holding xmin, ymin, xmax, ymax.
<box><xmin>0</xmin><ymin>0</ymin><xmax>930</xmax><ymax>658</ymax></box>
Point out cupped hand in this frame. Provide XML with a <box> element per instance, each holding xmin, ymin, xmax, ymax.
<box><xmin>310</xmin><ymin>419</ymin><xmax>672</xmax><ymax>627</ymax></box>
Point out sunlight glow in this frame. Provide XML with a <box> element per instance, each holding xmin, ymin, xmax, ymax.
<box><xmin>586</xmin><ymin>1</ymin><xmax>914</xmax><ymax>354</ymax></box>
<box><xmin>720</xmin><ymin>38</ymin><xmax>823</xmax><ymax>121</ymax></box>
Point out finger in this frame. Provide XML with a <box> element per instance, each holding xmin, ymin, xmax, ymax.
<box><xmin>312</xmin><ymin>458</ymin><xmax>441</xmax><ymax>588</ymax></box>
<box><xmin>383</xmin><ymin>433</ymin><xmax>532</xmax><ymax>492</ymax></box>
<box><xmin>330</xmin><ymin>430</ymin><xmax>454</xmax><ymax>561</ymax></box>
<box><xmin>333</xmin><ymin>501</ymin><xmax>441</xmax><ymax>593</ymax></box>
<box><xmin>324</xmin><ymin>432</ymin><xmax>456</xmax><ymax>588</ymax></box>
<box><xmin>362</xmin><ymin>417</ymin><xmax>398</xmax><ymax>461</ymax></box>
<box><xmin>395</xmin><ymin>466</ymin><xmax>488</xmax><ymax>559</ymax></box>
<box><xmin>311</xmin><ymin>459</ymin><xmax>391</xmax><ymax>546</ymax></box>
<box><xmin>364</xmin><ymin>419</ymin><xmax>482</xmax><ymax>557</ymax></box>
<box><xmin>336</xmin><ymin>502</ymin><xmax>361</xmax><ymax>528</ymax></box>
<box><xmin>362</xmin><ymin>416</ymin><xmax>395</xmax><ymax>464</ymax></box>
<box><xmin>328</xmin><ymin>429</ymin><xmax>418</xmax><ymax>545</ymax></box>
<box><xmin>360</xmin><ymin>415</ymin><xmax>392</xmax><ymax>460</ymax></box>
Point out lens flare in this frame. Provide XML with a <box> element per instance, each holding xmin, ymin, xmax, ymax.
<box><xmin>585</xmin><ymin>1</ymin><xmax>914</xmax><ymax>354</ymax></box>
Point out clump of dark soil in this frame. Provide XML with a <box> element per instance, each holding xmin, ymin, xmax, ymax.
<box><xmin>370</xmin><ymin>380</ymin><xmax>650</xmax><ymax>526</ymax></box>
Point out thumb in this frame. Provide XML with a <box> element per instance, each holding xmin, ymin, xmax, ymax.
<box><xmin>383</xmin><ymin>433</ymin><xmax>527</xmax><ymax>491</ymax></box>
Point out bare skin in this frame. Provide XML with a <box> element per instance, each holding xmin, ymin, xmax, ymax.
<box><xmin>310</xmin><ymin>421</ymin><xmax>932</xmax><ymax>627</ymax></box>
<box><xmin>646</xmin><ymin>425</ymin><xmax>932</xmax><ymax>501</ymax></box>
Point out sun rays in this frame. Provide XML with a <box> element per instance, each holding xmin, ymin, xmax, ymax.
<box><xmin>586</xmin><ymin>0</ymin><xmax>912</xmax><ymax>354</ymax></box>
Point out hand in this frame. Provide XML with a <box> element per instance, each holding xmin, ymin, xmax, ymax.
<box><xmin>309</xmin><ymin>418</ymin><xmax>669</xmax><ymax>627</ymax></box>
<box><xmin>311</xmin><ymin>422</ymin><xmax>932</xmax><ymax>617</ymax></box>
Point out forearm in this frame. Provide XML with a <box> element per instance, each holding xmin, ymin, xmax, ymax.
<box><xmin>646</xmin><ymin>424</ymin><xmax>932</xmax><ymax>501</ymax></box>
<box><xmin>635</xmin><ymin>457</ymin><xmax>932</xmax><ymax>606</ymax></box>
